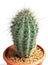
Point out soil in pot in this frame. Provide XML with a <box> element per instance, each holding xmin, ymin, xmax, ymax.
<box><xmin>5</xmin><ymin>45</ymin><xmax>44</xmax><ymax>64</ymax></box>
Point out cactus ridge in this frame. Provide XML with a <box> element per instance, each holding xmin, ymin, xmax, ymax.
<box><xmin>11</xmin><ymin>9</ymin><xmax>38</xmax><ymax>57</ymax></box>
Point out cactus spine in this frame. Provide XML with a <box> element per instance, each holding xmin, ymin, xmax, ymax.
<box><xmin>11</xmin><ymin>9</ymin><xmax>38</xmax><ymax>57</ymax></box>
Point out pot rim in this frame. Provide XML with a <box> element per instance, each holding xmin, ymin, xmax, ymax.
<box><xmin>3</xmin><ymin>45</ymin><xmax>46</xmax><ymax>65</ymax></box>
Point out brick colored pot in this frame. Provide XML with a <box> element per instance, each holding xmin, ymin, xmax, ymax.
<box><xmin>3</xmin><ymin>45</ymin><xmax>46</xmax><ymax>65</ymax></box>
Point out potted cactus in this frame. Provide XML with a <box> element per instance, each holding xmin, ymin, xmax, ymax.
<box><xmin>3</xmin><ymin>9</ymin><xmax>46</xmax><ymax>65</ymax></box>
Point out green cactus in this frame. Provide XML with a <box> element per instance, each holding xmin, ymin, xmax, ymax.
<box><xmin>11</xmin><ymin>9</ymin><xmax>38</xmax><ymax>58</ymax></box>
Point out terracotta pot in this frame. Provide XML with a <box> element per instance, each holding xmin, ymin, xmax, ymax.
<box><xmin>3</xmin><ymin>45</ymin><xmax>46</xmax><ymax>65</ymax></box>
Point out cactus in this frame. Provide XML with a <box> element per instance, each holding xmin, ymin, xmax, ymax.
<box><xmin>11</xmin><ymin>9</ymin><xmax>38</xmax><ymax>58</ymax></box>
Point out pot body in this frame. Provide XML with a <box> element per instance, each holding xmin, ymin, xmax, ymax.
<box><xmin>3</xmin><ymin>45</ymin><xmax>46</xmax><ymax>65</ymax></box>
<box><xmin>7</xmin><ymin>63</ymin><xmax>42</xmax><ymax>65</ymax></box>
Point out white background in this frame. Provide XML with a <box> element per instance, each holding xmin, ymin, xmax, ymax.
<box><xmin>0</xmin><ymin>0</ymin><xmax>48</xmax><ymax>65</ymax></box>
